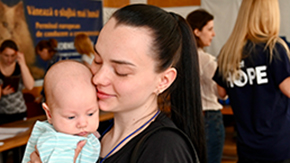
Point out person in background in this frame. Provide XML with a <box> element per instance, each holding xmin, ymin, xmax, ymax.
<box><xmin>187</xmin><ymin>9</ymin><xmax>225</xmax><ymax>163</ymax></box>
<box><xmin>35</xmin><ymin>38</ymin><xmax>61</xmax><ymax>71</ymax></box>
<box><xmin>22</xmin><ymin>60</ymin><xmax>100</xmax><ymax>163</ymax></box>
<box><xmin>74</xmin><ymin>33</ymin><xmax>95</xmax><ymax>68</ymax></box>
<box><xmin>0</xmin><ymin>39</ymin><xmax>34</xmax><ymax>163</ymax></box>
<box><xmin>0</xmin><ymin>39</ymin><xmax>34</xmax><ymax>124</ymax></box>
<box><xmin>34</xmin><ymin>38</ymin><xmax>61</xmax><ymax>103</ymax></box>
<box><xmin>213</xmin><ymin>0</ymin><xmax>290</xmax><ymax>162</ymax></box>
<box><xmin>29</xmin><ymin>4</ymin><xmax>206</xmax><ymax>163</ymax></box>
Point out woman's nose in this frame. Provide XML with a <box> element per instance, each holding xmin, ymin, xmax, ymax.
<box><xmin>8</xmin><ymin>57</ymin><xmax>15</xmax><ymax>63</ymax></box>
<box><xmin>92</xmin><ymin>66</ymin><xmax>111</xmax><ymax>87</ymax></box>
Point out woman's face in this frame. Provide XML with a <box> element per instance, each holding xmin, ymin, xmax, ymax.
<box><xmin>196</xmin><ymin>20</ymin><xmax>215</xmax><ymax>47</ymax></box>
<box><xmin>91</xmin><ymin>18</ymin><xmax>161</xmax><ymax>113</ymax></box>
<box><xmin>37</xmin><ymin>48</ymin><xmax>51</xmax><ymax>61</ymax></box>
<box><xmin>0</xmin><ymin>47</ymin><xmax>17</xmax><ymax>66</ymax></box>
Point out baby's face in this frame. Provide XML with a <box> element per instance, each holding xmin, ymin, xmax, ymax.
<box><xmin>49</xmin><ymin>87</ymin><xmax>99</xmax><ymax>137</ymax></box>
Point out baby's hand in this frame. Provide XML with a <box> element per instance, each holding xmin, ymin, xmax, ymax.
<box><xmin>93</xmin><ymin>131</ymin><xmax>101</xmax><ymax>138</ymax></box>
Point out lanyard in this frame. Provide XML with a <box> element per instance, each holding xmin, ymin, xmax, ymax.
<box><xmin>100</xmin><ymin>110</ymin><xmax>160</xmax><ymax>163</ymax></box>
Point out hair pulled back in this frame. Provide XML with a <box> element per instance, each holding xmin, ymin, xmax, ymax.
<box><xmin>112</xmin><ymin>4</ymin><xmax>206</xmax><ymax>162</ymax></box>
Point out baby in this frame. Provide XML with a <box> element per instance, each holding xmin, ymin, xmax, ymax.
<box><xmin>22</xmin><ymin>60</ymin><xmax>100</xmax><ymax>163</ymax></box>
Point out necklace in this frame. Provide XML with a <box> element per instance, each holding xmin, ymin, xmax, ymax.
<box><xmin>100</xmin><ymin>110</ymin><xmax>160</xmax><ymax>163</ymax></box>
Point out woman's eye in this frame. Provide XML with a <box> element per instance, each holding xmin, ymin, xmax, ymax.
<box><xmin>68</xmin><ymin>116</ymin><xmax>75</xmax><ymax>120</ymax></box>
<box><xmin>94</xmin><ymin>60</ymin><xmax>102</xmax><ymax>64</ymax></box>
<box><xmin>115</xmin><ymin>71</ymin><xmax>128</xmax><ymax>77</ymax></box>
<box><xmin>114</xmin><ymin>68</ymin><xmax>130</xmax><ymax>77</ymax></box>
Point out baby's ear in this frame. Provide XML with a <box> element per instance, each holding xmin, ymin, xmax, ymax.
<box><xmin>42</xmin><ymin>103</ymin><xmax>52</xmax><ymax>124</ymax></box>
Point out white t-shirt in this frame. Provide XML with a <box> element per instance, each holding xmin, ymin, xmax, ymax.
<box><xmin>198</xmin><ymin>48</ymin><xmax>223</xmax><ymax>111</ymax></box>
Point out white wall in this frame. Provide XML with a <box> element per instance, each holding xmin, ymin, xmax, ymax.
<box><xmin>279</xmin><ymin>0</ymin><xmax>290</xmax><ymax>41</ymax></box>
<box><xmin>203</xmin><ymin>0</ymin><xmax>290</xmax><ymax>56</ymax></box>
<box><xmin>202</xmin><ymin>0</ymin><xmax>242</xmax><ymax>56</ymax></box>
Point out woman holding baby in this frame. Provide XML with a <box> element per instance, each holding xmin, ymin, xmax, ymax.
<box><xmin>29</xmin><ymin>4</ymin><xmax>205</xmax><ymax>163</ymax></box>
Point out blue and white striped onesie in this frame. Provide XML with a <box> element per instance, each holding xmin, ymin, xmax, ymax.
<box><xmin>22</xmin><ymin>121</ymin><xmax>100</xmax><ymax>163</ymax></box>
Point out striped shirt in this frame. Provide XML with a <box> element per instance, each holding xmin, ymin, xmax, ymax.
<box><xmin>22</xmin><ymin>121</ymin><xmax>100</xmax><ymax>163</ymax></box>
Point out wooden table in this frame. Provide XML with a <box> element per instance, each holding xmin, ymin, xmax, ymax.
<box><xmin>0</xmin><ymin>111</ymin><xmax>114</xmax><ymax>152</ymax></box>
<box><xmin>221</xmin><ymin>105</ymin><xmax>233</xmax><ymax>115</ymax></box>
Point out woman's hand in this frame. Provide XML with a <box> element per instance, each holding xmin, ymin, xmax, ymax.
<box><xmin>74</xmin><ymin>140</ymin><xmax>87</xmax><ymax>162</ymax></box>
<box><xmin>29</xmin><ymin>141</ymin><xmax>86</xmax><ymax>163</ymax></box>
<box><xmin>16</xmin><ymin>51</ymin><xmax>26</xmax><ymax>66</ymax></box>
<box><xmin>29</xmin><ymin>146</ymin><xmax>42</xmax><ymax>163</ymax></box>
<box><xmin>34</xmin><ymin>95</ymin><xmax>43</xmax><ymax>103</ymax></box>
<box><xmin>2</xmin><ymin>85</ymin><xmax>15</xmax><ymax>95</ymax></box>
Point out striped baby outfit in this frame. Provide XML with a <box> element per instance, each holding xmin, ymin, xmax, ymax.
<box><xmin>22</xmin><ymin>121</ymin><xmax>100</xmax><ymax>163</ymax></box>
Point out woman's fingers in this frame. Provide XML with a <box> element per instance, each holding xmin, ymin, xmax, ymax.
<box><xmin>2</xmin><ymin>86</ymin><xmax>15</xmax><ymax>95</ymax></box>
<box><xmin>74</xmin><ymin>140</ymin><xmax>87</xmax><ymax>162</ymax></box>
<box><xmin>16</xmin><ymin>51</ymin><xmax>26</xmax><ymax>65</ymax></box>
<box><xmin>29</xmin><ymin>145</ymin><xmax>42</xmax><ymax>163</ymax></box>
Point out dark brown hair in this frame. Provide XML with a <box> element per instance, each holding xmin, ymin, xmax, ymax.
<box><xmin>35</xmin><ymin>38</ymin><xmax>58</xmax><ymax>55</ymax></box>
<box><xmin>186</xmin><ymin>9</ymin><xmax>214</xmax><ymax>47</ymax></box>
<box><xmin>113</xmin><ymin>4</ymin><xmax>206</xmax><ymax>162</ymax></box>
<box><xmin>0</xmin><ymin>40</ymin><xmax>18</xmax><ymax>52</ymax></box>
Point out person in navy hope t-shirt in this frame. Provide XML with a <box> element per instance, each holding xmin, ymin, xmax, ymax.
<box><xmin>213</xmin><ymin>0</ymin><xmax>290</xmax><ymax>162</ymax></box>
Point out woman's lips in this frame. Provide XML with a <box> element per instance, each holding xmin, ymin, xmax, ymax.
<box><xmin>97</xmin><ymin>90</ymin><xmax>112</xmax><ymax>99</ymax></box>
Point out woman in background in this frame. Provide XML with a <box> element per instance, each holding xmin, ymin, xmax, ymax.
<box><xmin>35</xmin><ymin>38</ymin><xmax>61</xmax><ymax>103</ymax></box>
<box><xmin>213</xmin><ymin>0</ymin><xmax>290</xmax><ymax>162</ymax></box>
<box><xmin>187</xmin><ymin>9</ymin><xmax>225</xmax><ymax>163</ymax></box>
<box><xmin>35</xmin><ymin>38</ymin><xmax>60</xmax><ymax>70</ymax></box>
<box><xmin>74</xmin><ymin>33</ymin><xmax>95</xmax><ymax>68</ymax></box>
<box><xmin>0</xmin><ymin>39</ymin><xmax>34</xmax><ymax>124</ymax></box>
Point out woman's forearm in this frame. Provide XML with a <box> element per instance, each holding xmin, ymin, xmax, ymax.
<box><xmin>279</xmin><ymin>77</ymin><xmax>290</xmax><ymax>98</ymax></box>
<box><xmin>20</xmin><ymin>63</ymin><xmax>34</xmax><ymax>90</ymax></box>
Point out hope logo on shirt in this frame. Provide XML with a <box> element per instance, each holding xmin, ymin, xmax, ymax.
<box><xmin>227</xmin><ymin>61</ymin><xmax>268</xmax><ymax>87</ymax></box>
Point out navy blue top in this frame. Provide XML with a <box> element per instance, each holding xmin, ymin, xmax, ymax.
<box><xmin>97</xmin><ymin>113</ymin><xmax>196</xmax><ymax>163</ymax></box>
<box><xmin>213</xmin><ymin>41</ymin><xmax>290</xmax><ymax>161</ymax></box>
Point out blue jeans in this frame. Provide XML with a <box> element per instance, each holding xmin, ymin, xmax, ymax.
<box><xmin>204</xmin><ymin>110</ymin><xmax>225</xmax><ymax>163</ymax></box>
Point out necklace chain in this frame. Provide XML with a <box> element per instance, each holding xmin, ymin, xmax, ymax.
<box><xmin>100</xmin><ymin>110</ymin><xmax>160</xmax><ymax>163</ymax></box>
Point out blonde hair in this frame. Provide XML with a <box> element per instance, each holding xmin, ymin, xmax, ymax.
<box><xmin>74</xmin><ymin>33</ymin><xmax>95</xmax><ymax>57</ymax></box>
<box><xmin>218</xmin><ymin>0</ymin><xmax>290</xmax><ymax>80</ymax></box>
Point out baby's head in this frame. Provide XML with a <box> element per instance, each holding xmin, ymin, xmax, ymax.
<box><xmin>42</xmin><ymin>60</ymin><xmax>99</xmax><ymax>137</ymax></box>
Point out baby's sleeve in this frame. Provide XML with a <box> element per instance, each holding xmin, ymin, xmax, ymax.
<box><xmin>37</xmin><ymin>133</ymin><xmax>60</xmax><ymax>163</ymax></box>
